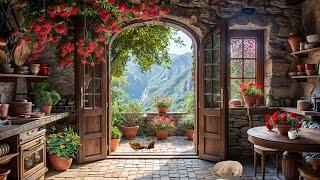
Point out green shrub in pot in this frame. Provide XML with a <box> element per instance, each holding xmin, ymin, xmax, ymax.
<box><xmin>35</xmin><ymin>90</ymin><xmax>61</xmax><ymax>115</ymax></box>
<box><xmin>47</xmin><ymin>127</ymin><xmax>80</xmax><ymax>171</ymax></box>
<box><xmin>120</xmin><ymin>101</ymin><xmax>143</xmax><ymax>140</ymax></box>
<box><xmin>111</xmin><ymin>126</ymin><xmax>122</xmax><ymax>152</ymax></box>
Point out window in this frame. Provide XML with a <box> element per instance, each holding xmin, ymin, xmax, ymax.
<box><xmin>229</xmin><ymin>31</ymin><xmax>264</xmax><ymax>100</ymax></box>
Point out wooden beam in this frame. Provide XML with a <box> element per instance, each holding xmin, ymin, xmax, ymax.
<box><xmin>285</xmin><ymin>0</ymin><xmax>305</xmax><ymax>5</ymax></box>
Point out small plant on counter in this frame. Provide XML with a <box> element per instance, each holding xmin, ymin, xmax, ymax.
<box><xmin>111</xmin><ymin>126</ymin><xmax>122</xmax><ymax>152</ymax></box>
<box><xmin>153</xmin><ymin>97</ymin><xmax>173</xmax><ymax>113</ymax></box>
<box><xmin>35</xmin><ymin>90</ymin><xmax>61</xmax><ymax>115</ymax></box>
<box><xmin>177</xmin><ymin>114</ymin><xmax>195</xmax><ymax>140</ymax></box>
<box><xmin>47</xmin><ymin>127</ymin><xmax>80</xmax><ymax>171</ymax></box>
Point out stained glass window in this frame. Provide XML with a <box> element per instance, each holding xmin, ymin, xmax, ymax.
<box><xmin>229</xmin><ymin>31</ymin><xmax>263</xmax><ymax>100</ymax></box>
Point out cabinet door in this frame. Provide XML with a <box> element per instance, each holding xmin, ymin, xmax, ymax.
<box><xmin>198</xmin><ymin>21</ymin><xmax>228</xmax><ymax>161</ymax></box>
<box><xmin>76</xmin><ymin>62</ymin><xmax>109</xmax><ymax>163</ymax></box>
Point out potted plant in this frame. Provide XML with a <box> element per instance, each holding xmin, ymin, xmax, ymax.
<box><xmin>35</xmin><ymin>90</ymin><xmax>61</xmax><ymax>115</ymax></box>
<box><xmin>121</xmin><ymin>101</ymin><xmax>143</xmax><ymax>140</ymax></box>
<box><xmin>111</xmin><ymin>126</ymin><xmax>122</xmax><ymax>152</ymax></box>
<box><xmin>240</xmin><ymin>82</ymin><xmax>262</xmax><ymax>107</ymax></box>
<box><xmin>177</xmin><ymin>114</ymin><xmax>195</xmax><ymax>140</ymax></box>
<box><xmin>46</xmin><ymin>127</ymin><xmax>81</xmax><ymax>171</ymax></box>
<box><xmin>153</xmin><ymin>97</ymin><xmax>173</xmax><ymax>113</ymax></box>
<box><xmin>152</xmin><ymin>116</ymin><xmax>174</xmax><ymax>140</ymax></box>
<box><xmin>310</xmin><ymin>156</ymin><xmax>320</xmax><ymax>170</ymax></box>
<box><xmin>265</xmin><ymin>111</ymin><xmax>302</xmax><ymax>135</ymax></box>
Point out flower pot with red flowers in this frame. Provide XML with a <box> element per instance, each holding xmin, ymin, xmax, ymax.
<box><xmin>152</xmin><ymin>116</ymin><xmax>175</xmax><ymax>140</ymax></box>
<box><xmin>266</xmin><ymin>111</ymin><xmax>302</xmax><ymax>136</ymax></box>
<box><xmin>111</xmin><ymin>126</ymin><xmax>122</xmax><ymax>152</ymax></box>
<box><xmin>47</xmin><ymin>128</ymin><xmax>80</xmax><ymax>171</ymax></box>
<box><xmin>240</xmin><ymin>82</ymin><xmax>263</xmax><ymax>107</ymax></box>
<box><xmin>153</xmin><ymin>97</ymin><xmax>173</xmax><ymax>113</ymax></box>
<box><xmin>120</xmin><ymin>101</ymin><xmax>143</xmax><ymax>140</ymax></box>
<box><xmin>177</xmin><ymin>114</ymin><xmax>195</xmax><ymax>140</ymax></box>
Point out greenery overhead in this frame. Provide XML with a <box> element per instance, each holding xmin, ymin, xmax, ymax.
<box><xmin>47</xmin><ymin>127</ymin><xmax>81</xmax><ymax>159</ymax></box>
<box><xmin>111</xmin><ymin>25</ymin><xmax>183</xmax><ymax>77</ymax></box>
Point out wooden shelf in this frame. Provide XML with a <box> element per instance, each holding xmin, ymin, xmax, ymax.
<box><xmin>290</xmin><ymin>47</ymin><xmax>320</xmax><ymax>56</ymax></box>
<box><xmin>0</xmin><ymin>152</ymin><xmax>18</xmax><ymax>165</ymax></box>
<box><xmin>0</xmin><ymin>73</ymin><xmax>49</xmax><ymax>78</ymax></box>
<box><xmin>279</xmin><ymin>107</ymin><xmax>320</xmax><ymax>117</ymax></box>
<box><xmin>291</xmin><ymin>75</ymin><xmax>320</xmax><ymax>79</ymax></box>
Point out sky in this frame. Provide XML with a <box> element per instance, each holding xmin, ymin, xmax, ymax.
<box><xmin>168</xmin><ymin>30</ymin><xmax>193</xmax><ymax>55</ymax></box>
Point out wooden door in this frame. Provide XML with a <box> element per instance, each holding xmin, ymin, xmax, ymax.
<box><xmin>198</xmin><ymin>21</ymin><xmax>228</xmax><ymax>161</ymax></box>
<box><xmin>76</xmin><ymin>61</ymin><xmax>109</xmax><ymax>163</ymax></box>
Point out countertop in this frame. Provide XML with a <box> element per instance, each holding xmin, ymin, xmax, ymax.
<box><xmin>0</xmin><ymin>112</ymin><xmax>70</xmax><ymax>141</ymax></box>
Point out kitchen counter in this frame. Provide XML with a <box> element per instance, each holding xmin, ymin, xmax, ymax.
<box><xmin>0</xmin><ymin>112</ymin><xmax>70</xmax><ymax>141</ymax></box>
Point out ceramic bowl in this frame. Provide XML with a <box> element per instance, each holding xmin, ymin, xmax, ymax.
<box><xmin>306</xmin><ymin>34</ymin><xmax>320</xmax><ymax>44</ymax></box>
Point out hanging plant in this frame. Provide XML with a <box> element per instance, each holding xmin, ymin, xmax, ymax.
<box><xmin>13</xmin><ymin>0</ymin><xmax>170</xmax><ymax>68</ymax></box>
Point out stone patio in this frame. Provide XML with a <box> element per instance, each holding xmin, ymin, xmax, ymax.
<box><xmin>46</xmin><ymin>158</ymin><xmax>284</xmax><ymax>179</ymax></box>
<box><xmin>112</xmin><ymin>136</ymin><xmax>195</xmax><ymax>155</ymax></box>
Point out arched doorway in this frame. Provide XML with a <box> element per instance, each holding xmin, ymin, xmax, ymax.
<box><xmin>75</xmin><ymin>17</ymin><xmax>228</xmax><ymax>163</ymax></box>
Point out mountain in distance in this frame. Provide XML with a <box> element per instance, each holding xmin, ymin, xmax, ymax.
<box><xmin>124</xmin><ymin>52</ymin><xmax>194</xmax><ymax>112</ymax></box>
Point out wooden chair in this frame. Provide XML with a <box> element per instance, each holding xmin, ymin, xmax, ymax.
<box><xmin>298</xmin><ymin>166</ymin><xmax>320</xmax><ymax>180</ymax></box>
<box><xmin>254</xmin><ymin>145</ymin><xmax>282</xmax><ymax>180</ymax></box>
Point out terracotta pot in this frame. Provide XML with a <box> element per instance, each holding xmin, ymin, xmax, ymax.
<box><xmin>297</xmin><ymin>64</ymin><xmax>305</xmax><ymax>72</ymax></box>
<box><xmin>41</xmin><ymin>106</ymin><xmax>52</xmax><ymax>115</ymax></box>
<box><xmin>121</xmin><ymin>125</ymin><xmax>139</xmax><ymax>140</ymax></box>
<box><xmin>48</xmin><ymin>154</ymin><xmax>72</xmax><ymax>171</ymax></box>
<box><xmin>297</xmin><ymin>99</ymin><xmax>310</xmax><ymax>111</ymax></box>
<box><xmin>157</xmin><ymin>107</ymin><xmax>168</xmax><ymax>113</ymax></box>
<box><xmin>0</xmin><ymin>104</ymin><xmax>9</xmax><ymax>120</ymax></box>
<box><xmin>284</xmin><ymin>98</ymin><xmax>293</xmax><ymax>107</ymax></box>
<box><xmin>186</xmin><ymin>130</ymin><xmax>195</xmax><ymax>140</ymax></box>
<box><xmin>0</xmin><ymin>168</ymin><xmax>10</xmax><ymax>180</ymax></box>
<box><xmin>11</xmin><ymin>100</ymin><xmax>32</xmax><ymax>116</ymax></box>
<box><xmin>39</xmin><ymin>63</ymin><xmax>50</xmax><ymax>76</ymax></box>
<box><xmin>255</xmin><ymin>96</ymin><xmax>264</xmax><ymax>106</ymax></box>
<box><xmin>277</xmin><ymin>125</ymin><xmax>291</xmax><ymax>135</ymax></box>
<box><xmin>111</xmin><ymin>138</ymin><xmax>120</xmax><ymax>152</ymax></box>
<box><xmin>156</xmin><ymin>130</ymin><xmax>169</xmax><ymax>140</ymax></box>
<box><xmin>288</xmin><ymin>33</ymin><xmax>302</xmax><ymax>52</ymax></box>
<box><xmin>305</xmin><ymin>64</ymin><xmax>316</xmax><ymax>71</ymax></box>
<box><xmin>243</xmin><ymin>96</ymin><xmax>255</xmax><ymax>107</ymax></box>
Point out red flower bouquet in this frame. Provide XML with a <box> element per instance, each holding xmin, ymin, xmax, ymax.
<box><xmin>265</xmin><ymin>111</ymin><xmax>302</xmax><ymax>135</ymax></box>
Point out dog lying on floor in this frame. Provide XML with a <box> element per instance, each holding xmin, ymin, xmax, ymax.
<box><xmin>129</xmin><ymin>140</ymin><xmax>155</xmax><ymax>150</ymax></box>
<box><xmin>211</xmin><ymin>160</ymin><xmax>243</xmax><ymax>179</ymax></box>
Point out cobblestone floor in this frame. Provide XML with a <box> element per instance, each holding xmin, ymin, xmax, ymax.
<box><xmin>46</xmin><ymin>159</ymin><xmax>284</xmax><ymax>180</ymax></box>
<box><xmin>112</xmin><ymin>136</ymin><xmax>195</xmax><ymax>155</ymax></box>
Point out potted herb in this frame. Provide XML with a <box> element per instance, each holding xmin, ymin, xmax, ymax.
<box><xmin>111</xmin><ymin>126</ymin><xmax>122</xmax><ymax>152</ymax></box>
<box><xmin>35</xmin><ymin>90</ymin><xmax>61</xmax><ymax>115</ymax></box>
<box><xmin>153</xmin><ymin>97</ymin><xmax>173</xmax><ymax>113</ymax></box>
<box><xmin>47</xmin><ymin>127</ymin><xmax>80</xmax><ymax>171</ymax></box>
<box><xmin>265</xmin><ymin>112</ymin><xmax>302</xmax><ymax>135</ymax></box>
<box><xmin>240</xmin><ymin>82</ymin><xmax>263</xmax><ymax>107</ymax></box>
<box><xmin>177</xmin><ymin>114</ymin><xmax>195</xmax><ymax>140</ymax></box>
<box><xmin>121</xmin><ymin>101</ymin><xmax>143</xmax><ymax>140</ymax></box>
<box><xmin>152</xmin><ymin>116</ymin><xmax>174</xmax><ymax>140</ymax></box>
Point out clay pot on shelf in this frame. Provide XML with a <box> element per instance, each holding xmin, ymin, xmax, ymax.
<box><xmin>297</xmin><ymin>99</ymin><xmax>310</xmax><ymax>111</ymax></box>
<box><xmin>157</xmin><ymin>107</ymin><xmax>168</xmax><ymax>113</ymax></box>
<box><xmin>243</xmin><ymin>96</ymin><xmax>255</xmax><ymax>107</ymax></box>
<box><xmin>41</xmin><ymin>106</ymin><xmax>52</xmax><ymax>115</ymax></box>
<box><xmin>288</xmin><ymin>33</ymin><xmax>302</xmax><ymax>52</ymax></box>
<box><xmin>48</xmin><ymin>154</ymin><xmax>72</xmax><ymax>171</ymax></box>
<box><xmin>186</xmin><ymin>130</ymin><xmax>195</xmax><ymax>141</ymax></box>
<box><xmin>276</xmin><ymin>125</ymin><xmax>291</xmax><ymax>135</ymax></box>
<box><xmin>0</xmin><ymin>168</ymin><xmax>11</xmax><ymax>180</ymax></box>
<box><xmin>284</xmin><ymin>98</ymin><xmax>293</xmax><ymax>107</ymax></box>
<box><xmin>0</xmin><ymin>104</ymin><xmax>9</xmax><ymax>120</ymax></box>
<box><xmin>255</xmin><ymin>96</ymin><xmax>264</xmax><ymax>106</ymax></box>
<box><xmin>297</xmin><ymin>64</ymin><xmax>305</xmax><ymax>72</ymax></box>
<box><xmin>39</xmin><ymin>63</ymin><xmax>50</xmax><ymax>76</ymax></box>
<box><xmin>11</xmin><ymin>100</ymin><xmax>32</xmax><ymax>116</ymax></box>
<box><xmin>156</xmin><ymin>130</ymin><xmax>169</xmax><ymax>140</ymax></box>
<box><xmin>111</xmin><ymin>138</ymin><xmax>120</xmax><ymax>152</ymax></box>
<box><xmin>121</xmin><ymin>125</ymin><xmax>139</xmax><ymax>140</ymax></box>
<box><xmin>305</xmin><ymin>64</ymin><xmax>316</xmax><ymax>71</ymax></box>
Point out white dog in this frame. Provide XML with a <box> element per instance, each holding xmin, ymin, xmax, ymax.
<box><xmin>211</xmin><ymin>160</ymin><xmax>243</xmax><ymax>179</ymax></box>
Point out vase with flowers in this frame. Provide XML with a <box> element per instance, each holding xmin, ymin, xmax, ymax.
<box><xmin>153</xmin><ymin>97</ymin><xmax>173</xmax><ymax>113</ymax></box>
<box><xmin>265</xmin><ymin>111</ymin><xmax>302</xmax><ymax>136</ymax></box>
<box><xmin>152</xmin><ymin>116</ymin><xmax>175</xmax><ymax>140</ymax></box>
<box><xmin>240</xmin><ymin>82</ymin><xmax>263</xmax><ymax>107</ymax></box>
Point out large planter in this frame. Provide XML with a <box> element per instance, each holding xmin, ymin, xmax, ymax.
<box><xmin>111</xmin><ymin>138</ymin><xmax>120</xmax><ymax>152</ymax></box>
<box><xmin>41</xmin><ymin>106</ymin><xmax>52</xmax><ymax>115</ymax></box>
<box><xmin>288</xmin><ymin>33</ymin><xmax>302</xmax><ymax>52</ymax></box>
<box><xmin>121</xmin><ymin>125</ymin><xmax>139</xmax><ymax>140</ymax></box>
<box><xmin>48</xmin><ymin>154</ymin><xmax>72</xmax><ymax>171</ymax></box>
<box><xmin>276</xmin><ymin>125</ymin><xmax>291</xmax><ymax>135</ymax></box>
<box><xmin>157</xmin><ymin>107</ymin><xmax>168</xmax><ymax>113</ymax></box>
<box><xmin>156</xmin><ymin>130</ymin><xmax>169</xmax><ymax>140</ymax></box>
<box><xmin>186</xmin><ymin>130</ymin><xmax>195</xmax><ymax>140</ymax></box>
<box><xmin>243</xmin><ymin>96</ymin><xmax>255</xmax><ymax>107</ymax></box>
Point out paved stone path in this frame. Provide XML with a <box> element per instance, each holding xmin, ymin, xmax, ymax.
<box><xmin>112</xmin><ymin>136</ymin><xmax>195</xmax><ymax>155</ymax></box>
<box><xmin>46</xmin><ymin>159</ymin><xmax>284</xmax><ymax>179</ymax></box>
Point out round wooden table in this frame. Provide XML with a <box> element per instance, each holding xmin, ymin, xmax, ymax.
<box><xmin>247</xmin><ymin>127</ymin><xmax>320</xmax><ymax>180</ymax></box>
